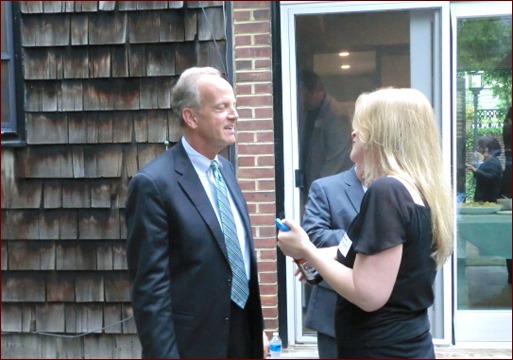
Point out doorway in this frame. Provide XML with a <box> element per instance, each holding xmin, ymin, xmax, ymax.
<box><xmin>279</xmin><ymin>1</ymin><xmax>452</xmax><ymax>346</ymax></box>
<box><xmin>451</xmin><ymin>1</ymin><xmax>512</xmax><ymax>343</ymax></box>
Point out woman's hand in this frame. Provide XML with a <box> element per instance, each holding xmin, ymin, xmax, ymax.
<box><xmin>276</xmin><ymin>218</ymin><xmax>316</xmax><ymax>260</ymax></box>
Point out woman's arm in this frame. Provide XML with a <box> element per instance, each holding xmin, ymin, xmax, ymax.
<box><xmin>277</xmin><ymin>218</ymin><xmax>402</xmax><ymax>312</ymax></box>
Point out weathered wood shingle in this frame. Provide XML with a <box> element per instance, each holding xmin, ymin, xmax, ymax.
<box><xmin>89</xmin><ymin>12</ymin><xmax>127</xmax><ymax>45</ymax></box>
<box><xmin>36</xmin><ymin>303</ymin><xmax>66</xmax><ymax>332</ymax></box>
<box><xmin>21</xmin><ymin>14</ymin><xmax>71</xmax><ymax>47</ymax></box>
<box><xmin>3</xmin><ymin>1</ymin><xmax>229</xmax><ymax>357</ymax></box>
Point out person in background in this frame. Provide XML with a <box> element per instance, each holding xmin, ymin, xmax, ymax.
<box><xmin>277</xmin><ymin>88</ymin><xmax>453</xmax><ymax>358</ymax></box>
<box><xmin>125</xmin><ymin>67</ymin><xmax>268</xmax><ymax>358</ymax></box>
<box><xmin>500</xmin><ymin>106</ymin><xmax>512</xmax><ymax>200</ymax></box>
<box><xmin>500</xmin><ymin>107</ymin><xmax>511</xmax><ymax>284</ymax></box>
<box><xmin>298</xmin><ymin>70</ymin><xmax>354</xmax><ymax>200</ymax></box>
<box><xmin>301</xmin><ymin>163</ymin><xmax>365</xmax><ymax>358</ymax></box>
<box><xmin>466</xmin><ymin>136</ymin><xmax>503</xmax><ymax>203</ymax></box>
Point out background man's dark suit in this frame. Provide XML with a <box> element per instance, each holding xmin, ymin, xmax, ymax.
<box><xmin>126</xmin><ymin>141</ymin><xmax>264</xmax><ymax>358</ymax></box>
<box><xmin>301</xmin><ymin>168</ymin><xmax>364</xmax><ymax>357</ymax></box>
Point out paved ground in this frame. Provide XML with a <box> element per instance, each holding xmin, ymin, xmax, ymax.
<box><xmin>275</xmin><ymin>344</ymin><xmax>512</xmax><ymax>359</ymax></box>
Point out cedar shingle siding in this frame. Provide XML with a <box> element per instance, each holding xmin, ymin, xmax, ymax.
<box><xmin>2</xmin><ymin>1</ymin><xmax>227</xmax><ymax>358</ymax></box>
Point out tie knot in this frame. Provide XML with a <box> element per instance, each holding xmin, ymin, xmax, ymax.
<box><xmin>211</xmin><ymin>160</ymin><xmax>219</xmax><ymax>172</ymax></box>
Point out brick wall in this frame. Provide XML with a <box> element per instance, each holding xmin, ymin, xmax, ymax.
<box><xmin>232</xmin><ymin>1</ymin><xmax>279</xmax><ymax>336</ymax></box>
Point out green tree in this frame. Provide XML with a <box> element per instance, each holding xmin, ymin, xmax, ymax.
<box><xmin>457</xmin><ymin>17</ymin><xmax>512</xmax><ymax>108</ymax></box>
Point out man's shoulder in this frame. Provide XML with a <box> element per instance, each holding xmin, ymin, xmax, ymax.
<box><xmin>142</xmin><ymin>149</ymin><xmax>174</xmax><ymax>169</ymax></box>
<box><xmin>135</xmin><ymin>144</ymin><xmax>181</xmax><ymax>179</ymax></box>
<box><xmin>325</xmin><ymin>96</ymin><xmax>354</xmax><ymax>118</ymax></box>
<box><xmin>311</xmin><ymin>168</ymin><xmax>354</xmax><ymax>187</ymax></box>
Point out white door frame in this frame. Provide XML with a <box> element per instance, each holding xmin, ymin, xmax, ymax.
<box><xmin>450</xmin><ymin>1</ymin><xmax>512</xmax><ymax>345</ymax></box>
<box><xmin>279</xmin><ymin>0</ymin><xmax>452</xmax><ymax>346</ymax></box>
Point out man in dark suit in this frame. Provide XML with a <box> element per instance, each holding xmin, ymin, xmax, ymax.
<box><xmin>302</xmin><ymin>166</ymin><xmax>365</xmax><ymax>358</ymax></box>
<box><xmin>125</xmin><ymin>67</ymin><xmax>268</xmax><ymax>358</ymax></box>
<box><xmin>298</xmin><ymin>70</ymin><xmax>354</xmax><ymax>201</ymax></box>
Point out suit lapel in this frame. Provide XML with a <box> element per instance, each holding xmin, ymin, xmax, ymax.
<box><xmin>173</xmin><ymin>143</ymin><xmax>230</xmax><ymax>262</ymax></box>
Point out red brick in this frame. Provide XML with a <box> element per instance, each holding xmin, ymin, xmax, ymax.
<box><xmin>237</xmin><ymin>94</ymin><xmax>273</xmax><ymax>107</ymax></box>
<box><xmin>234</xmin><ymin>35</ymin><xmax>252</xmax><ymax>46</ymax></box>
<box><xmin>248</xmin><ymin>213</ymin><xmax>275</xmax><ymax>225</ymax></box>
<box><xmin>235</xmin><ymin>71</ymin><xmax>272</xmax><ymax>83</ymax></box>
<box><xmin>246</xmin><ymin>203</ymin><xmax>257</xmax><ymax>214</ymax></box>
<box><xmin>254</xmin><ymin>82</ymin><xmax>273</xmax><ymax>94</ymax></box>
<box><xmin>259</xmin><ymin>272</ymin><xmax>277</xmax><ymax>283</ymax></box>
<box><xmin>255</xmin><ymin>107</ymin><xmax>274</xmax><ymax>119</ymax></box>
<box><xmin>238</xmin><ymin>167</ymin><xmax>274</xmax><ymax>179</ymax></box>
<box><xmin>257</xmin><ymin>261</ymin><xmax>278</xmax><ymax>272</ymax></box>
<box><xmin>235</xmin><ymin>132</ymin><xmax>255</xmax><ymax>143</ymax></box>
<box><xmin>238</xmin><ymin>143</ymin><xmax>275</xmax><ymax>155</ymax></box>
<box><xmin>263</xmin><ymin>309</ymin><xmax>278</xmax><ymax>320</ymax></box>
<box><xmin>254</xmin><ymin>9</ymin><xmax>270</xmax><ymax>21</ymax></box>
<box><xmin>234</xmin><ymin>22</ymin><xmax>270</xmax><ymax>35</ymax></box>
<box><xmin>258</xmin><ymin>179</ymin><xmax>275</xmax><ymax>191</ymax></box>
<box><xmin>244</xmin><ymin>191</ymin><xmax>275</xmax><ymax>203</ymax></box>
<box><xmin>259</xmin><ymin>249</ymin><xmax>277</xmax><ymax>261</ymax></box>
<box><xmin>239</xmin><ymin>179</ymin><xmax>257</xmax><ymax>192</ymax></box>
<box><xmin>233</xmin><ymin>10</ymin><xmax>251</xmax><ymax>22</ymax></box>
<box><xmin>259</xmin><ymin>284</ymin><xmax>278</xmax><ymax>296</ymax></box>
<box><xmin>236</xmin><ymin>108</ymin><xmax>252</xmax><ymax>118</ymax></box>
<box><xmin>237</xmin><ymin>156</ymin><xmax>256</xmax><ymax>167</ymax></box>
<box><xmin>256</xmin><ymin>202</ymin><xmax>276</xmax><ymax>214</ymax></box>
<box><xmin>254</xmin><ymin>238</ymin><xmax>279</xmax><ymax>248</ymax></box>
<box><xmin>254</xmin><ymin>34</ymin><xmax>271</xmax><ymax>46</ymax></box>
<box><xmin>235</xmin><ymin>46</ymin><xmax>271</xmax><ymax>59</ymax></box>
<box><xmin>235</xmin><ymin>83</ymin><xmax>253</xmax><ymax>95</ymax></box>
<box><xmin>234</xmin><ymin>59</ymin><xmax>253</xmax><ymax>71</ymax></box>
<box><xmin>236</xmin><ymin>119</ymin><xmax>274</xmax><ymax>131</ymax></box>
<box><xmin>256</xmin><ymin>154</ymin><xmax>275</xmax><ymax>165</ymax></box>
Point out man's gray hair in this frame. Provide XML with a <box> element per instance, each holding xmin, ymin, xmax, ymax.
<box><xmin>171</xmin><ymin>67</ymin><xmax>222</xmax><ymax>126</ymax></box>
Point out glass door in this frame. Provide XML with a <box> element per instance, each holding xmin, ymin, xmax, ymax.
<box><xmin>451</xmin><ymin>1</ymin><xmax>512</xmax><ymax>343</ymax></box>
<box><xmin>280</xmin><ymin>1</ymin><xmax>451</xmax><ymax>346</ymax></box>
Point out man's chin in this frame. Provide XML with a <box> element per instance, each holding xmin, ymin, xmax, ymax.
<box><xmin>225</xmin><ymin>134</ymin><xmax>236</xmax><ymax>144</ymax></box>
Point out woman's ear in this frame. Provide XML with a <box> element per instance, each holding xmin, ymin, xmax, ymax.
<box><xmin>183</xmin><ymin>108</ymin><xmax>198</xmax><ymax>128</ymax></box>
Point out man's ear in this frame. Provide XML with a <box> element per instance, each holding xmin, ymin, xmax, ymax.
<box><xmin>183</xmin><ymin>108</ymin><xmax>198</xmax><ymax>128</ymax></box>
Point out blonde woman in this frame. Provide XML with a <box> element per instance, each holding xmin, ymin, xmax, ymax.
<box><xmin>277</xmin><ymin>88</ymin><xmax>453</xmax><ymax>358</ymax></box>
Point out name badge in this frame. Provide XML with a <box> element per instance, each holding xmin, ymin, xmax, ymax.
<box><xmin>338</xmin><ymin>232</ymin><xmax>352</xmax><ymax>257</ymax></box>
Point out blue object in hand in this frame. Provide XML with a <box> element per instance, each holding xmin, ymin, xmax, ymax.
<box><xmin>275</xmin><ymin>218</ymin><xmax>290</xmax><ymax>232</ymax></box>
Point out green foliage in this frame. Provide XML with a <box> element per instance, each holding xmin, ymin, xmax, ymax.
<box><xmin>457</xmin><ymin>17</ymin><xmax>512</xmax><ymax>109</ymax></box>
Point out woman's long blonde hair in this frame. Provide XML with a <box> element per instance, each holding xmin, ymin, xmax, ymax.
<box><xmin>352</xmin><ymin>88</ymin><xmax>453</xmax><ymax>268</ymax></box>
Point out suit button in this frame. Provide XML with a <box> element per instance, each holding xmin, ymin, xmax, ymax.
<box><xmin>227</xmin><ymin>278</ymin><xmax>232</xmax><ymax>285</ymax></box>
<box><xmin>224</xmin><ymin>316</ymin><xmax>229</xmax><ymax>322</ymax></box>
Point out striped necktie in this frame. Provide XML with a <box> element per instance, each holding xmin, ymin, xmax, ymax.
<box><xmin>210</xmin><ymin>160</ymin><xmax>249</xmax><ymax>309</ymax></box>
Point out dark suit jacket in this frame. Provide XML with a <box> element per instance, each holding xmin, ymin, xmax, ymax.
<box><xmin>125</xmin><ymin>140</ymin><xmax>264</xmax><ymax>358</ymax></box>
<box><xmin>302</xmin><ymin>95</ymin><xmax>354</xmax><ymax>193</ymax></box>
<box><xmin>301</xmin><ymin>168</ymin><xmax>364</xmax><ymax>338</ymax></box>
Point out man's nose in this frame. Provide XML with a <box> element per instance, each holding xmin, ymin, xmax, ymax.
<box><xmin>229</xmin><ymin>107</ymin><xmax>239</xmax><ymax>120</ymax></box>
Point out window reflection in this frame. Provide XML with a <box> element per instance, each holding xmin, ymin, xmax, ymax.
<box><xmin>295</xmin><ymin>10</ymin><xmax>412</xmax><ymax>339</ymax></box>
<box><xmin>456</xmin><ymin>16</ymin><xmax>512</xmax><ymax>310</ymax></box>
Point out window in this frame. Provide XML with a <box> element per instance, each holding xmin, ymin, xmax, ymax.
<box><xmin>1</xmin><ymin>1</ymin><xmax>23</xmax><ymax>144</ymax></box>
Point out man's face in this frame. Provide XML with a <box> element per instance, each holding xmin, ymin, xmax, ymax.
<box><xmin>190</xmin><ymin>76</ymin><xmax>239</xmax><ymax>157</ymax></box>
<box><xmin>299</xmin><ymin>86</ymin><xmax>318</xmax><ymax>110</ymax></box>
